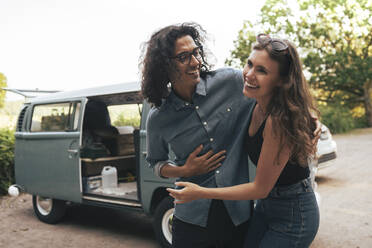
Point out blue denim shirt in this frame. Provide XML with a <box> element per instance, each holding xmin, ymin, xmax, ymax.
<box><xmin>146</xmin><ymin>68</ymin><xmax>255</xmax><ymax>227</ymax></box>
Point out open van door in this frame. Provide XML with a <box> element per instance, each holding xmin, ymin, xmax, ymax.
<box><xmin>15</xmin><ymin>100</ymin><xmax>85</xmax><ymax>203</ymax></box>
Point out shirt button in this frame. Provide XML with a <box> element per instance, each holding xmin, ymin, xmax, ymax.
<box><xmin>203</xmin><ymin>121</ymin><xmax>207</xmax><ymax>126</ymax></box>
<box><xmin>210</xmin><ymin>138</ymin><xmax>214</xmax><ymax>142</ymax></box>
<box><xmin>195</xmin><ymin>106</ymin><xmax>199</xmax><ymax>110</ymax></box>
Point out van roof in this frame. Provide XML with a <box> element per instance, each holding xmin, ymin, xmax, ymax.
<box><xmin>27</xmin><ymin>82</ymin><xmax>141</xmax><ymax>104</ymax></box>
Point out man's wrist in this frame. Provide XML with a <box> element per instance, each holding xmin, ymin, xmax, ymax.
<box><xmin>157</xmin><ymin>161</ymin><xmax>191</xmax><ymax>178</ymax></box>
<box><xmin>180</xmin><ymin>165</ymin><xmax>191</xmax><ymax>178</ymax></box>
<box><xmin>154</xmin><ymin>161</ymin><xmax>173</xmax><ymax>178</ymax></box>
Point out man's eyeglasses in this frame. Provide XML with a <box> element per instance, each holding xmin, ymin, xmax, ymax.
<box><xmin>171</xmin><ymin>46</ymin><xmax>203</xmax><ymax>65</ymax></box>
<box><xmin>257</xmin><ymin>34</ymin><xmax>288</xmax><ymax>54</ymax></box>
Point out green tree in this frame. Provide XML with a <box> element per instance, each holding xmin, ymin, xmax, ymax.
<box><xmin>0</xmin><ymin>128</ymin><xmax>15</xmax><ymax>195</ymax></box>
<box><xmin>112</xmin><ymin>113</ymin><xmax>140</xmax><ymax>127</ymax></box>
<box><xmin>226</xmin><ymin>0</ymin><xmax>372</xmax><ymax>126</ymax></box>
<box><xmin>0</xmin><ymin>72</ymin><xmax>7</xmax><ymax>108</ymax></box>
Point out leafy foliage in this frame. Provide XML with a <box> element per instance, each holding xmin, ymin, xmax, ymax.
<box><xmin>0</xmin><ymin>73</ymin><xmax>7</xmax><ymax>109</ymax></box>
<box><xmin>0</xmin><ymin>128</ymin><xmax>15</xmax><ymax>195</ymax></box>
<box><xmin>318</xmin><ymin>104</ymin><xmax>367</xmax><ymax>133</ymax></box>
<box><xmin>226</xmin><ymin>0</ymin><xmax>372</xmax><ymax>127</ymax></box>
<box><xmin>108</xmin><ymin>104</ymin><xmax>142</xmax><ymax>128</ymax></box>
<box><xmin>113</xmin><ymin>114</ymin><xmax>140</xmax><ymax>127</ymax></box>
<box><xmin>0</xmin><ymin>100</ymin><xmax>23</xmax><ymax>129</ymax></box>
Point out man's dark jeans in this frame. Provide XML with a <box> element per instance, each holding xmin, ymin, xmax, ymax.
<box><xmin>172</xmin><ymin>200</ymin><xmax>249</xmax><ymax>248</ymax></box>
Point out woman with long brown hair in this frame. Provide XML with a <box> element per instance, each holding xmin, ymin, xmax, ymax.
<box><xmin>168</xmin><ymin>34</ymin><xmax>320</xmax><ymax>247</ymax></box>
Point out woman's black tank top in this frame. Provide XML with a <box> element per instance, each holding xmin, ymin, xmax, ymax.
<box><xmin>245</xmin><ymin>117</ymin><xmax>310</xmax><ymax>186</ymax></box>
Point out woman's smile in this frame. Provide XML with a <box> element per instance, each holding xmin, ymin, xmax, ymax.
<box><xmin>244</xmin><ymin>80</ymin><xmax>259</xmax><ymax>89</ymax></box>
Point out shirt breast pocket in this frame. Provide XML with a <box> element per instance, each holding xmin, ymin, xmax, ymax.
<box><xmin>214</xmin><ymin>100</ymin><xmax>240</xmax><ymax>134</ymax></box>
<box><xmin>166</xmin><ymin>121</ymin><xmax>206</xmax><ymax>162</ymax></box>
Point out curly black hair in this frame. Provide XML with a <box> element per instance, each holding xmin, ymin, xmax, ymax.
<box><xmin>139</xmin><ymin>22</ymin><xmax>211</xmax><ymax>107</ymax></box>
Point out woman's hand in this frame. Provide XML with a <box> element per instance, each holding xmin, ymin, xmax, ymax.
<box><xmin>181</xmin><ymin>145</ymin><xmax>226</xmax><ymax>177</ymax></box>
<box><xmin>167</xmin><ymin>182</ymin><xmax>204</xmax><ymax>204</ymax></box>
<box><xmin>312</xmin><ymin>118</ymin><xmax>322</xmax><ymax>148</ymax></box>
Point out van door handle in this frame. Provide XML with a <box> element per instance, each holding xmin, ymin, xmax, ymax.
<box><xmin>68</xmin><ymin>149</ymin><xmax>79</xmax><ymax>154</ymax></box>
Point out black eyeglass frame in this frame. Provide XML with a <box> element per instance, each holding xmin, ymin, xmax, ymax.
<box><xmin>256</xmin><ymin>34</ymin><xmax>288</xmax><ymax>54</ymax></box>
<box><xmin>170</xmin><ymin>46</ymin><xmax>203</xmax><ymax>65</ymax></box>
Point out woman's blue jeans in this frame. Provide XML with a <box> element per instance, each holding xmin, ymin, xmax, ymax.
<box><xmin>244</xmin><ymin>177</ymin><xmax>320</xmax><ymax>248</ymax></box>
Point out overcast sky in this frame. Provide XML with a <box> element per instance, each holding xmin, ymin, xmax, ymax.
<box><xmin>1</xmin><ymin>0</ymin><xmax>264</xmax><ymax>100</ymax></box>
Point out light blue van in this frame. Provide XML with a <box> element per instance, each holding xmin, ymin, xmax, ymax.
<box><xmin>9</xmin><ymin>82</ymin><xmax>175</xmax><ymax>248</ymax></box>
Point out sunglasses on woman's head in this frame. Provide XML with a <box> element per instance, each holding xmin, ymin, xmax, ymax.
<box><xmin>257</xmin><ymin>34</ymin><xmax>288</xmax><ymax>54</ymax></box>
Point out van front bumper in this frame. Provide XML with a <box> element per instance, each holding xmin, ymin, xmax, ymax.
<box><xmin>8</xmin><ymin>185</ymin><xmax>25</xmax><ymax>197</ymax></box>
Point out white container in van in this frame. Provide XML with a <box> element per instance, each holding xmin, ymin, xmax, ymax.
<box><xmin>101</xmin><ymin>166</ymin><xmax>118</xmax><ymax>189</ymax></box>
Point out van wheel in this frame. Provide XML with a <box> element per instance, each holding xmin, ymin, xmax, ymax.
<box><xmin>32</xmin><ymin>195</ymin><xmax>66</xmax><ymax>224</ymax></box>
<box><xmin>153</xmin><ymin>196</ymin><xmax>174</xmax><ymax>248</ymax></box>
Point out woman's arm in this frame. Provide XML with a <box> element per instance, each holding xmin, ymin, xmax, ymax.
<box><xmin>167</xmin><ymin>116</ymin><xmax>291</xmax><ymax>203</ymax></box>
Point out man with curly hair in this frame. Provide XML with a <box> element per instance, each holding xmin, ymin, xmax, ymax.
<box><xmin>140</xmin><ymin>22</ymin><xmax>255</xmax><ymax>248</ymax></box>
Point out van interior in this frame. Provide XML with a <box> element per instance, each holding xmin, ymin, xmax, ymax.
<box><xmin>80</xmin><ymin>93</ymin><xmax>142</xmax><ymax>204</ymax></box>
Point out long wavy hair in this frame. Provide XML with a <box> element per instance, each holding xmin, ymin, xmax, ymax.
<box><xmin>254</xmin><ymin>38</ymin><xmax>319</xmax><ymax>166</ymax></box>
<box><xmin>140</xmin><ymin>22</ymin><xmax>211</xmax><ymax>107</ymax></box>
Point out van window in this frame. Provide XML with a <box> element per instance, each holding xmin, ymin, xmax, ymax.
<box><xmin>31</xmin><ymin>102</ymin><xmax>81</xmax><ymax>132</ymax></box>
<box><xmin>108</xmin><ymin>104</ymin><xmax>142</xmax><ymax>128</ymax></box>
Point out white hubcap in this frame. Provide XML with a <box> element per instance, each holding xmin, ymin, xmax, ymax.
<box><xmin>36</xmin><ymin>196</ymin><xmax>53</xmax><ymax>216</ymax></box>
<box><xmin>162</xmin><ymin>208</ymin><xmax>174</xmax><ymax>244</ymax></box>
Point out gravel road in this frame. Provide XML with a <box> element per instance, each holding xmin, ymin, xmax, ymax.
<box><xmin>310</xmin><ymin>128</ymin><xmax>372</xmax><ymax>248</ymax></box>
<box><xmin>1</xmin><ymin>128</ymin><xmax>372</xmax><ymax>248</ymax></box>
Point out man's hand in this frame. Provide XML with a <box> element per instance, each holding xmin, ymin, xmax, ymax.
<box><xmin>181</xmin><ymin>145</ymin><xmax>226</xmax><ymax>177</ymax></box>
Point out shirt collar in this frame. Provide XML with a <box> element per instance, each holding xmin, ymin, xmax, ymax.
<box><xmin>195</xmin><ymin>77</ymin><xmax>207</xmax><ymax>96</ymax></box>
<box><xmin>168</xmin><ymin>91</ymin><xmax>185</xmax><ymax>111</ymax></box>
<box><xmin>168</xmin><ymin>79</ymin><xmax>207</xmax><ymax>111</ymax></box>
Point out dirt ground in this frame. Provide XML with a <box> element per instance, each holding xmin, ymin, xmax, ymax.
<box><xmin>309</xmin><ymin>128</ymin><xmax>372</xmax><ymax>248</ymax></box>
<box><xmin>1</xmin><ymin>128</ymin><xmax>372</xmax><ymax>248</ymax></box>
<box><xmin>0</xmin><ymin>194</ymin><xmax>159</xmax><ymax>248</ymax></box>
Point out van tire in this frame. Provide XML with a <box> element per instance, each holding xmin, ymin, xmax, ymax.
<box><xmin>32</xmin><ymin>195</ymin><xmax>66</xmax><ymax>224</ymax></box>
<box><xmin>153</xmin><ymin>196</ymin><xmax>174</xmax><ymax>248</ymax></box>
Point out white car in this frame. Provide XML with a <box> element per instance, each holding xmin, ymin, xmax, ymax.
<box><xmin>316</xmin><ymin>124</ymin><xmax>337</xmax><ymax>169</ymax></box>
<box><xmin>307</xmin><ymin>124</ymin><xmax>337</xmax><ymax>206</ymax></box>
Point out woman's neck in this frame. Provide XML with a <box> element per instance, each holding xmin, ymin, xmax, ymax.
<box><xmin>256</xmin><ymin>97</ymin><xmax>270</xmax><ymax>117</ymax></box>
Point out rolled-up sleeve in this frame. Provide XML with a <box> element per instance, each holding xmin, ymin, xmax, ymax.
<box><xmin>153</xmin><ymin>160</ymin><xmax>176</xmax><ymax>178</ymax></box>
<box><xmin>145</xmin><ymin>108</ymin><xmax>171</xmax><ymax>169</ymax></box>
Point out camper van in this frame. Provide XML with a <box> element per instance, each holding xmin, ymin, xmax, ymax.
<box><xmin>9</xmin><ymin>82</ymin><xmax>175</xmax><ymax>248</ymax></box>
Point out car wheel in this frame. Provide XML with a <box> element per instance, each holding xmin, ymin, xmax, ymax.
<box><xmin>32</xmin><ymin>195</ymin><xmax>66</xmax><ymax>224</ymax></box>
<box><xmin>153</xmin><ymin>196</ymin><xmax>174</xmax><ymax>248</ymax></box>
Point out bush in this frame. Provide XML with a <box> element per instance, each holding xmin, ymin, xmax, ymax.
<box><xmin>318</xmin><ymin>104</ymin><xmax>367</xmax><ymax>134</ymax></box>
<box><xmin>113</xmin><ymin>114</ymin><xmax>140</xmax><ymax>127</ymax></box>
<box><xmin>0</xmin><ymin>128</ymin><xmax>15</xmax><ymax>195</ymax></box>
